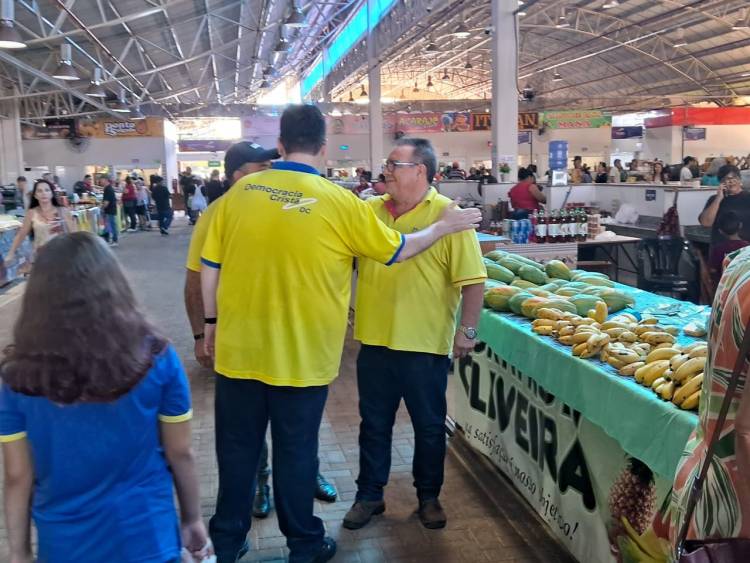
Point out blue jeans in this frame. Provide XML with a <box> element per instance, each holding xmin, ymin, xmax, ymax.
<box><xmin>158</xmin><ymin>210</ymin><xmax>173</xmax><ymax>232</ymax></box>
<box><xmin>209</xmin><ymin>376</ymin><xmax>327</xmax><ymax>563</ymax></box>
<box><xmin>104</xmin><ymin>213</ymin><xmax>118</xmax><ymax>243</ymax></box>
<box><xmin>356</xmin><ymin>345</ymin><xmax>450</xmax><ymax>503</ymax></box>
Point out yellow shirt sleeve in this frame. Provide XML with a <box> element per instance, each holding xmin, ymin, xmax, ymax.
<box><xmin>185</xmin><ymin>202</ymin><xmax>218</xmax><ymax>271</ymax></box>
<box><xmin>200</xmin><ymin>197</ymin><xmax>225</xmax><ymax>269</ymax></box>
<box><xmin>447</xmin><ymin>230</ymin><xmax>488</xmax><ymax>287</ymax></box>
<box><xmin>341</xmin><ymin>194</ymin><xmax>404</xmax><ymax>264</ymax></box>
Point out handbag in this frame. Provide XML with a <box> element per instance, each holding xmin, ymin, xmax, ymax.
<box><xmin>675</xmin><ymin>317</ymin><xmax>750</xmax><ymax>562</ymax></box>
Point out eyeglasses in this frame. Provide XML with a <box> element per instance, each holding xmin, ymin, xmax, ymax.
<box><xmin>385</xmin><ymin>159</ymin><xmax>419</xmax><ymax>171</ymax></box>
<box><xmin>721</xmin><ymin>175</ymin><xmax>741</xmax><ymax>184</ymax></box>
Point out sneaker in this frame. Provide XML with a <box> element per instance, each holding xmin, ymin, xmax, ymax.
<box><xmin>342</xmin><ymin>500</ymin><xmax>385</xmax><ymax>530</ymax></box>
<box><xmin>418</xmin><ymin>499</ymin><xmax>447</xmax><ymax>530</ymax></box>
<box><xmin>109</xmin><ymin>242</ymin><xmax>119</xmax><ymax>247</ymax></box>
<box><xmin>309</xmin><ymin>537</ymin><xmax>337</xmax><ymax>563</ymax></box>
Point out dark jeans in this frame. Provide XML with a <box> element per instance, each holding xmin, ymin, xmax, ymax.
<box><xmin>157</xmin><ymin>210</ymin><xmax>173</xmax><ymax>232</ymax></box>
<box><xmin>124</xmin><ymin>201</ymin><xmax>137</xmax><ymax>229</ymax></box>
<box><xmin>356</xmin><ymin>345</ymin><xmax>450</xmax><ymax>503</ymax></box>
<box><xmin>104</xmin><ymin>213</ymin><xmax>118</xmax><ymax>243</ymax></box>
<box><xmin>257</xmin><ymin>439</ymin><xmax>271</xmax><ymax>479</ymax></box>
<box><xmin>209</xmin><ymin>375</ymin><xmax>327</xmax><ymax>563</ymax></box>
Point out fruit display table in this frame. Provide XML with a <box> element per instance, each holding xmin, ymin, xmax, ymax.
<box><xmin>451</xmin><ymin>283</ymin><xmax>706</xmax><ymax>563</ymax></box>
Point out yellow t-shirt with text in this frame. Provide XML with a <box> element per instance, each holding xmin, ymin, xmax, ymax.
<box><xmin>200</xmin><ymin>162</ymin><xmax>405</xmax><ymax>386</ymax></box>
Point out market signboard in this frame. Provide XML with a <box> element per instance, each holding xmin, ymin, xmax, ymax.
<box><xmin>471</xmin><ymin>112</ymin><xmax>539</xmax><ymax>131</ymax></box>
<box><xmin>175</xmin><ymin>117</ymin><xmax>241</xmax><ymax>140</ymax></box>
<box><xmin>77</xmin><ymin>117</ymin><xmax>164</xmax><ymax>138</ymax></box>
<box><xmin>612</xmin><ymin>126</ymin><xmax>644</xmax><ymax>139</ymax></box>
<box><xmin>453</xmin><ymin>344</ymin><xmax>674</xmax><ymax>563</ymax></box>
<box><xmin>392</xmin><ymin>113</ymin><xmax>444</xmax><ymax>133</ymax></box>
<box><xmin>683</xmin><ymin>127</ymin><xmax>706</xmax><ymax>141</ymax></box>
<box><xmin>240</xmin><ymin>115</ymin><xmax>281</xmax><ymax>138</ymax></box>
<box><xmin>20</xmin><ymin>118</ymin><xmax>76</xmax><ymax>140</ymax></box>
<box><xmin>542</xmin><ymin>110</ymin><xmax>612</xmax><ymax>129</ymax></box>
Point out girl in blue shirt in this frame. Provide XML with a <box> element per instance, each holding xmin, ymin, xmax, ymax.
<box><xmin>0</xmin><ymin>232</ymin><xmax>210</xmax><ymax>563</ymax></box>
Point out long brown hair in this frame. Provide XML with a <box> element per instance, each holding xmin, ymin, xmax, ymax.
<box><xmin>1</xmin><ymin>232</ymin><xmax>166</xmax><ymax>403</ymax></box>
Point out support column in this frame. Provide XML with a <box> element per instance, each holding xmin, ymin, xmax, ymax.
<box><xmin>0</xmin><ymin>89</ymin><xmax>24</xmax><ymax>185</ymax></box>
<box><xmin>491</xmin><ymin>0</ymin><xmax>518</xmax><ymax>182</ymax></box>
<box><xmin>367</xmin><ymin>28</ymin><xmax>383</xmax><ymax>175</ymax></box>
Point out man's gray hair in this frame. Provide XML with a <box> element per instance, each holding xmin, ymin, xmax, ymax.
<box><xmin>396</xmin><ymin>138</ymin><xmax>437</xmax><ymax>184</ymax></box>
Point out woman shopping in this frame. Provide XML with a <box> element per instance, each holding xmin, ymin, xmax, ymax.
<box><xmin>122</xmin><ymin>176</ymin><xmax>139</xmax><ymax>232</ymax></box>
<box><xmin>4</xmin><ymin>179</ymin><xmax>75</xmax><ymax>264</ymax></box>
<box><xmin>508</xmin><ymin>168</ymin><xmax>546</xmax><ymax>219</ymax></box>
<box><xmin>670</xmin><ymin>246</ymin><xmax>750</xmax><ymax>554</ymax></box>
<box><xmin>0</xmin><ymin>232</ymin><xmax>211</xmax><ymax>563</ymax></box>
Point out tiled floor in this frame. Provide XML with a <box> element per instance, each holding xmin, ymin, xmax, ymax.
<box><xmin>0</xmin><ymin>218</ymin><xmax>573</xmax><ymax>563</ymax></box>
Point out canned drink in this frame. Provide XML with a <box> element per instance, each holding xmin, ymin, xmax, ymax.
<box><xmin>521</xmin><ymin>219</ymin><xmax>531</xmax><ymax>243</ymax></box>
<box><xmin>510</xmin><ymin>220</ymin><xmax>519</xmax><ymax>243</ymax></box>
<box><xmin>502</xmin><ymin>219</ymin><xmax>512</xmax><ymax>237</ymax></box>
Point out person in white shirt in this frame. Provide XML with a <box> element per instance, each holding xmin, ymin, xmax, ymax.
<box><xmin>681</xmin><ymin>156</ymin><xmax>697</xmax><ymax>183</ymax></box>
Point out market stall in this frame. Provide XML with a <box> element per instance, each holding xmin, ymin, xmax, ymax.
<box><xmin>451</xmin><ymin>253</ymin><xmax>708</xmax><ymax>563</ymax></box>
<box><xmin>0</xmin><ymin>216</ymin><xmax>32</xmax><ymax>286</ymax></box>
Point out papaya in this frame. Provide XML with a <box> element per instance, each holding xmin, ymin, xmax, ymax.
<box><xmin>484</xmin><ymin>286</ymin><xmax>522</xmax><ymax>311</ymax></box>
<box><xmin>483</xmin><ymin>257</ymin><xmax>498</xmax><ymax>267</ymax></box>
<box><xmin>597</xmin><ymin>289</ymin><xmax>635</xmax><ymax>312</ymax></box>
<box><xmin>498</xmin><ymin>256</ymin><xmax>524</xmax><ymax>274</ymax></box>
<box><xmin>543</xmin><ymin>299</ymin><xmax>578</xmax><ymax>315</ymax></box>
<box><xmin>570</xmin><ymin>269</ymin><xmax>609</xmax><ymax>280</ymax></box>
<box><xmin>484</xmin><ymin>250</ymin><xmax>506</xmax><ymax>262</ymax></box>
<box><xmin>545</xmin><ymin>259</ymin><xmax>572</xmax><ymax>280</ymax></box>
<box><xmin>518</xmin><ymin>264</ymin><xmax>547</xmax><ymax>285</ymax></box>
<box><xmin>509</xmin><ymin>291</ymin><xmax>534</xmax><ymax>315</ymax></box>
<box><xmin>511</xmin><ymin>278</ymin><xmax>539</xmax><ymax>290</ymax></box>
<box><xmin>508</xmin><ymin>253</ymin><xmax>545</xmax><ymax>271</ymax></box>
<box><xmin>538</xmin><ymin>283</ymin><xmax>561</xmax><ymax>293</ymax></box>
<box><xmin>521</xmin><ymin>296</ymin><xmax>550</xmax><ymax>318</ymax></box>
<box><xmin>576</xmin><ymin>275</ymin><xmax>615</xmax><ymax>288</ymax></box>
<box><xmin>568</xmin><ymin>294</ymin><xmax>608</xmax><ymax>317</ymax></box>
<box><xmin>526</xmin><ymin>288</ymin><xmax>552</xmax><ymax>298</ymax></box>
<box><xmin>484</xmin><ymin>279</ymin><xmax>506</xmax><ymax>290</ymax></box>
<box><xmin>486</xmin><ymin>263</ymin><xmax>515</xmax><ymax>284</ymax></box>
<box><xmin>555</xmin><ymin>287</ymin><xmax>579</xmax><ymax>297</ymax></box>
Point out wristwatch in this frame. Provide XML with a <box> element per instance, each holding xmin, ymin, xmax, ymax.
<box><xmin>460</xmin><ymin>326</ymin><xmax>477</xmax><ymax>340</ymax></box>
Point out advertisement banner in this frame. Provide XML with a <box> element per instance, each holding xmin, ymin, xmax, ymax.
<box><xmin>549</xmin><ymin>140</ymin><xmax>568</xmax><ymax>171</ymax></box>
<box><xmin>612</xmin><ymin>126</ymin><xmax>644</xmax><ymax>140</ymax></box>
<box><xmin>20</xmin><ymin>118</ymin><xmax>76</xmax><ymax>140</ymax></box>
<box><xmin>240</xmin><ymin>115</ymin><xmax>281</xmax><ymax>138</ymax></box>
<box><xmin>683</xmin><ymin>127</ymin><xmax>706</xmax><ymax>141</ymax></box>
<box><xmin>440</xmin><ymin>112</ymin><xmax>472</xmax><ymax>132</ymax></box>
<box><xmin>518</xmin><ymin>131</ymin><xmax>531</xmax><ymax>144</ymax></box>
<box><xmin>453</xmin><ymin>343</ymin><xmax>674</xmax><ymax>563</ymax></box>
<box><xmin>327</xmin><ymin>114</ymin><xmax>371</xmax><ymax>135</ymax></box>
<box><xmin>77</xmin><ymin>117</ymin><xmax>164</xmax><ymax>138</ymax></box>
<box><xmin>471</xmin><ymin>112</ymin><xmax>539</xmax><ymax>131</ymax></box>
<box><xmin>178</xmin><ymin>139</ymin><xmax>233</xmax><ymax>152</ymax></box>
<box><xmin>393</xmin><ymin>112</ymin><xmax>443</xmax><ymax>133</ymax></box>
<box><xmin>175</xmin><ymin>117</ymin><xmax>241</xmax><ymax>140</ymax></box>
<box><xmin>543</xmin><ymin>110</ymin><xmax>612</xmax><ymax>129</ymax></box>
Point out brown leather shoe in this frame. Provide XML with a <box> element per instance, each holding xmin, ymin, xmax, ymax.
<box><xmin>342</xmin><ymin>500</ymin><xmax>385</xmax><ymax>530</ymax></box>
<box><xmin>418</xmin><ymin>499</ymin><xmax>447</xmax><ymax>529</ymax></box>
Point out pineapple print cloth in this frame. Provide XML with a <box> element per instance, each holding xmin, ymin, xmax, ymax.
<box><xmin>670</xmin><ymin>246</ymin><xmax>750</xmax><ymax>547</ymax></box>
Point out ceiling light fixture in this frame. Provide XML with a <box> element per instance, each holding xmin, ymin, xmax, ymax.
<box><xmin>553</xmin><ymin>70</ymin><xmax>563</xmax><ymax>81</ymax></box>
<box><xmin>555</xmin><ymin>10</ymin><xmax>570</xmax><ymax>28</ymax></box>
<box><xmin>453</xmin><ymin>13</ymin><xmax>471</xmax><ymax>38</ymax></box>
<box><xmin>52</xmin><ymin>44</ymin><xmax>80</xmax><ymax>80</ymax></box>
<box><xmin>732</xmin><ymin>9</ymin><xmax>749</xmax><ymax>30</ymax></box>
<box><xmin>413</xmin><ymin>81</ymin><xmax>419</xmax><ymax>92</ymax></box>
<box><xmin>359</xmin><ymin>84</ymin><xmax>367</xmax><ymax>97</ymax></box>
<box><xmin>259</xmin><ymin>79</ymin><xmax>271</xmax><ymax>89</ymax></box>
<box><xmin>274</xmin><ymin>37</ymin><xmax>290</xmax><ymax>53</ymax></box>
<box><xmin>518</xmin><ymin>10</ymin><xmax>527</xmax><ymax>17</ymax></box>
<box><xmin>348</xmin><ymin>90</ymin><xmax>354</xmax><ymax>102</ymax></box>
<box><xmin>0</xmin><ymin>0</ymin><xmax>26</xmax><ymax>49</ymax></box>
<box><xmin>602</xmin><ymin>0</ymin><xmax>619</xmax><ymax>8</ymax></box>
<box><xmin>426</xmin><ymin>75</ymin><xmax>434</xmax><ymax>88</ymax></box>
<box><xmin>284</xmin><ymin>3</ymin><xmax>308</xmax><ymax>28</ymax></box>
<box><xmin>442</xmin><ymin>70</ymin><xmax>450</xmax><ymax>81</ymax></box>
<box><xmin>130</xmin><ymin>105</ymin><xmax>145</xmax><ymax>120</ymax></box>
<box><xmin>464</xmin><ymin>57</ymin><xmax>473</xmax><ymax>69</ymax></box>
<box><xmin>425</xmin><ymin>37</ymin><xmax>439</xmax><ymax>53</ymax></box>
<box><xmin>110</xmin><ymin>88</ymin><xmax>130</xmax><ymax>112</ymax></box>
<box><xmin>673</xmin><ymin>27</ymin><xmax>688</xmax><ymax>48</ymax></box>
<box><xmin>86</xmin><ymin>67</ymin><xmax>107</xmax><ymax>97</ymax></box>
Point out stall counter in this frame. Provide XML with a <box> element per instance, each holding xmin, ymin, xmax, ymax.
<box><xmin>0</xmin><ymin>220</ymin><xmax>32</xmax><ymax>286</ymax></box>
<box><xmin>451</xmin><ymin>283</ymin><xmax>704</xmax><ymax>563</ymax></box>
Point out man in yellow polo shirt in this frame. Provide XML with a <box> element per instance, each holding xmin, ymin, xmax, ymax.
<box><xmin>200</xmin><ymin>105</ymin><xmax>482</xmax><ymax>563</ymax></box>
<box><xmin>344</xmin><ymin>138</ymin><xmax>486</xmax><ymax>531</ymax></box>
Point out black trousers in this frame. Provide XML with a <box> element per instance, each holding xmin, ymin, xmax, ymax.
<box><xmin>355</xmin><ymin>345</ymin><xmax>450</xmax><ymax>503</ymax></box>
<box><xmin>209</xmin><ymin>375</ymin><xmax>327</xmax><ymax>563</ymax></box>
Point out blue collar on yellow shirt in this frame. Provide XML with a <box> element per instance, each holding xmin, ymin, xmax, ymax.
<box><xmin>272</xmin><ymin>161</ymin><xmax>320</xmax><ymax>176</ymax></box>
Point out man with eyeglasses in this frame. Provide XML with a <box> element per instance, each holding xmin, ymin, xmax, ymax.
<box><xmin>344</xmin><ymin>138</ymin><xmax>486</xmax><ymax>531</ymax></box>
<box><xmin>699</xmin><ymin>164</ymin><xmax>750</xmax><ymax>245</ymax></box>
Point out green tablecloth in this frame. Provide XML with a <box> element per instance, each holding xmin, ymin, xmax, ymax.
<box><xmin>476</xmin><ymin>286</ymin><xmax>705</xmax><ymax>479</ymax></box>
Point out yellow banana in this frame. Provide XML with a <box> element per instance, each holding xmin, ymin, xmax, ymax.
<box><xmin>670</xmin><ymin>353</ymin><xmax>690</xmax><ymax>371</ymax></box>
<box><xmin>608</xmin><ymin>349</ymin><xmax>642</xmax><ymax>365</ymax></box>
<box><xmin>607</xmin><ymin>355</ymin><xmax>626</xmax><ymax>369</ymax></box>
<box><xmin>688</xmin><ymin>345</ymin><xmax>708</xmax><ymax>359</ymax></box>
<box><xmin>606</xmin><ymin>327</ymin><xmax>627</xmax><ymax>339</ymax></box>
<box><xmin>555</xmin><ymin>320</ymin><xmax>572</xmax><ymax>331</ymax></box>
<box><xmin>601</xmin><ymin>321</ymin><xmax>631</xmax><ymax>331</ymax></box>
<box><xmin>619</xmin><ymin>361</ymin><xmax>645</xmax><ymax>376</ymax></box>
<box><xmin>673</xmin><ymin>357</ymin><xmax>706</xmax><ymax>384</ymax></box>
<box><xmin>639</xmin><ymin>317</ymin><xmax>659</xmax><ymax>325</ymax></box>
<box><xmin>532</xmin><ymin>319</ymin><xmax>557</xmax><ymax>328</ymax></box>
<box><xmin>635</xmin><ymin>360</ymin><xmax>670</xmax><ymax>386</ymax></box>
<box><xmin>640</xmin><ymin>331</ymin><xmax>676</xmax><ymax>345</ymax></box>
<box><xmin>673</xmin><ymin>373</ymin><xmax>704</xmax><ymax>406</ymax></box>
<box><xmin>659</xmin><ymin>381</ymin><xmax>676</xmax><ymax>401</ymax></box>
<box><xmin>587</xmin><ymin>332</ymin><xmax>611</xmax><ymax>354</ymax></box>
<box><xmin>594</xmin><ymin>301</ymin><xmax>608</xmax><ymax>324</ymax></box>
<box><xmin>559</xmin><ymin>326</ymin><xmax>576</xmax><ymax>337</ymax></box>
<box><xmin>664</xmin><ymin>326</ymin><xmax>680</xmax><ymax>336</ymax></box>
<box><xmin>572</xmin><ymin>342</ymin><xmax>588</xmax><ymax>356</ymax></box>
<box><xmin>651</xmin><ymin>377</ymin><xmax>666</xmax><ymax>390</ymax></box>
<box><xmin>682</xmin><ymin>341</ymin><xmax>706</xmax><ymax>353</ymax></box>
<box><xmin>645</xmin><ymin>347</ymin><xmax>681</xmax><ymax>363</ymax></box>
<box><xmin>618</xmin><ymin>331</ymin><xmax>638</xmax><ymax>343</ymax></box>
<box><xmin>558</xmin><ymin>335</ymin><xmax>576</xmax><ymax>346</ymax></box>
<box><xmin>533</xmin><ymin>326</ymin><xmax>555</xmax><ymax>336</ymax></box>
<box><xmin>680</xmin><ymin>390</ymin><xmax>701</xmax><ymax>410</ymax></box>
<box><xmin>537</xmin><ymin>308</ymin><xmax>564</xmax><ymax>321</ymax></box>
<box><xmin>572</xmin><ymin>332</ymin><xmax>595</xmax><ymax>344</ymax></box>
<box><xmin>571</xmin><ymin>317</ymin><xmax>597</xmax><ymax>326</ymax></box>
